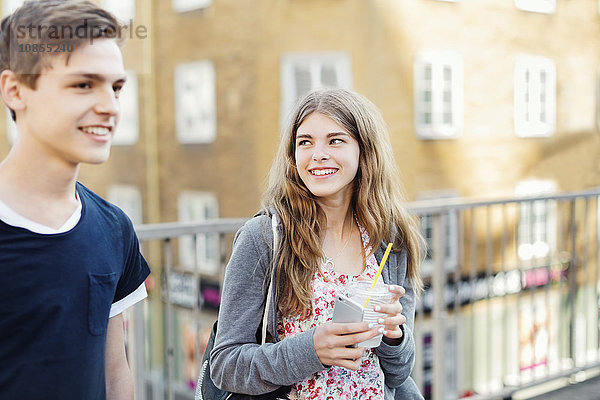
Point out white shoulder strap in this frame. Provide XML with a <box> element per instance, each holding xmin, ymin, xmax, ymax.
<box><xmin>261</xmin><ymin>214</ymin><xmax>278</xmax><ymax>345</ymax></box>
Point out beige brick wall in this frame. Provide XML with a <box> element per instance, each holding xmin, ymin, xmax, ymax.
<box><xmin>1</xmin><ymin>0</ymin><xmax>598</xmax><ymax>222</ymax></box>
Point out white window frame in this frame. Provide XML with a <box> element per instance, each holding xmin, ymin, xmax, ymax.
<box><xmin>418</xmin><ymin>191</ymin><xmax>460</xmax><ymax>278</ymax></box>
<box><xmin>514</xmin><ymin>55</ymin><xmax>556</xmax><ymax>138</ymax></box>
<box><xmin>113</xmin><ymin>70</ymin><xmax>139</xmax><ymax>145</ymax></box>
<box><xmin>414</xmin><ymin>51</ymin><xmax>463</xmax><ymax>139</ymax></box>
<box><xmin>178</xmin><ymin>192</ymin><xmax>219</xmax><ymax>275</ymax></box>
<box><xmin>172</xmin><ymin>0</ymin><xmax>211</xmax><ymax>13</ymax></box>
<box><xmin>515</xmin><ymin>0</ymin><xmax>556</xmax><ymax>14</ymax></box>
<box><xmin>175</xmin><ymin>60</ymin><xmax>216</xmax><ymax>144</ymax></box>
<box><xmin>515</xmin><ymin>180</ymin><xmax>557</xmax><ymax>261</ymax></box>
<box><xmin>102</xmin><ymin>0</ymin><xmax>135</xmax><ymax>22</ymax></box>
<box><xmin>107</xmin><ymin>185</ymin><xmax>143</xmax><ymax>225</ymax></box>
<box><xmin>280</xmin><ymin>52</ymin><xmax>352</xmax><ymax>126</ymax></box>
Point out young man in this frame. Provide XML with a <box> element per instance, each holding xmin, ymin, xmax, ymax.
<box><xmin>0</xmin><ymin>1</ymin><xmax>150</xmax><ymax>399</ymax></box>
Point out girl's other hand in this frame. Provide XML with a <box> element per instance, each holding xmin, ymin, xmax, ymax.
<box><xmin>374</xmin><ymin>285</ymin><xmax>406</xmax><ymax>345</ymax></box>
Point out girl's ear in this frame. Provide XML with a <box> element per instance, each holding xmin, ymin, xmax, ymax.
<box><xmin>0</xmin><ymin>70</ymin><xmax>26</xmax><ymax>113</ymax></box>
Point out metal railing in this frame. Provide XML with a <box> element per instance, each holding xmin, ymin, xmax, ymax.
<box><xmin>128</xmin><ymin>189</ymin><xmax>600</xmax><ymax>400</ymax></box>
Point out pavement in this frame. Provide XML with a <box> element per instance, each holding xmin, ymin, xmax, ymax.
<box><xmin>528</xmin><ymin>375</ymin><xmax>600</xmax><ymax>400</ymax></box>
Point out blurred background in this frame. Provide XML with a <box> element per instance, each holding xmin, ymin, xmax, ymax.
<box><xmin>1</xmin><ymin>0</ymin><xmax>600</xmax><ymax>399</ymax></box>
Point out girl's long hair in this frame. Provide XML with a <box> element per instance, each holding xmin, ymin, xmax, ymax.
<box><xmin>263</xmin><ymin>88</ymin><xmax>424</xmax><ymax>317</ymax></box>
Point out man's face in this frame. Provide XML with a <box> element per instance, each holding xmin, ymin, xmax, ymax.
<box><xmin>17</xmin><ymin>39</ymin><xmax>126</xmax><ymax>166</ymax></box>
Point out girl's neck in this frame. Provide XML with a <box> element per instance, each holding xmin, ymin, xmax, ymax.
<box><xmin>318</xmin><ymin>193</ymin><xmax>352</xmax><ymax>233</ymax></box>
<box><xmin>322</xmin><ymin>206</ymin><xmax>353</xmax><ymax>238</ymax></box>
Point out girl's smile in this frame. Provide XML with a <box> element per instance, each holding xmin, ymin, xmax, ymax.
<box><xmin>309</xmin><ymin>167</ymin><xmax>338</xmax><ymax>177</ymax></box>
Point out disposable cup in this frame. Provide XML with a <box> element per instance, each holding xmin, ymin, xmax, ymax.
<box><xmin>347</xmin><ymin>280</ymin><xmax>393</xmax><ymax>348</ymax></box>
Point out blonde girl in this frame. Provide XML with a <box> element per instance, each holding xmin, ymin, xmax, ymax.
<box><xmin>211</xmin><ymin>88</ymin><xmax>424</xmax><ymax>400</ymax></box>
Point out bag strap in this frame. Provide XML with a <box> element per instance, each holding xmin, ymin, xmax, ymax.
<box><xmin>261</xmin><ymin>213</ymin><xmax>278</xmax><ymax>345</ymax></box>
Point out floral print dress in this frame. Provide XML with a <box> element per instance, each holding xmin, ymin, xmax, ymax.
<box><xmin>277</xmin><ymin>226</ymin><xmax>385</xmax><ymax>400</ymax></box>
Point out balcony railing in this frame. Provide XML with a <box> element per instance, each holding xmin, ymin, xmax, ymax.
<box><xmin>126</xmin><ymin>188</ymin><xmax>600</xmax><ymax>400</ymax></box>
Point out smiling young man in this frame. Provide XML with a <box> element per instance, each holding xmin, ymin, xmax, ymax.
<box><xmin>0</xmin><ymin>1</ymin><xmax>150</xmax><ymax>400</ymax></box>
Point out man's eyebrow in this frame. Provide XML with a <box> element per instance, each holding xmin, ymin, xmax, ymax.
<box><xmin>68</xmin><ymin>73</ymin><xmax>127</xmax><ymax>84</ymax></box>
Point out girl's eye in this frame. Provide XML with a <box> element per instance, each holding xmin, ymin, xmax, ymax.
<box><xmin>297</xmin><ymin>139</ymin><xmax>311</xmax><ymax>146</ymax></box>
<box><xmin>330</xmin><ymin>138</ymin><xmax>344</xmax><ymax>145</ymax></box>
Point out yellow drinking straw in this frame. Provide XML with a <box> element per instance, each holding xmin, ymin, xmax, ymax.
<box><xmin>363</xmin><ymin>242</ymin><xmax>393</xmax><ymax>308</ymax></box>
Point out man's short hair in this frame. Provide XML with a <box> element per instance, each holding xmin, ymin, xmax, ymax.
<box><xmin>0</xmin><ymin>0</ymin><xmax>124</xmax><ymax>90</ymax></box>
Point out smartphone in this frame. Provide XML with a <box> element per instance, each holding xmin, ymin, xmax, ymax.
<box><xmin>332</xmin><ymin>293</ymin><xmax>364</xmax><ymax>324</ymax></box>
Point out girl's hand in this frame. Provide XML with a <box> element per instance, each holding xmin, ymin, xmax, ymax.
<box><xmin>373</xmin><ymin>285</ymin><xmax>407</xmax><ymax>345</ymax></box>
<box><xmin>313</xmin><ymin>322</ymin><xmax>380</xmax><ymax>370</ymax></box>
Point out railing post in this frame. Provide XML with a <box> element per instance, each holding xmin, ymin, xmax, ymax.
<box><xmin>433</xmin><ymin>212</ymin><xmax>446</xmax><ymax>400</ymax></box>
<box><xmin>133</xmin><ymin>301</ymin><xmax>147</xmax><ymax>400</ymax></box>
<box><xmin>163</xmin><ymin>239</ymin><xmax>174</xmax><ymax>400</ymax></box>
<box><xmin>568</xmin><ymin>200</ymin><xmax>577</xmax><ymax>366</ymax></box>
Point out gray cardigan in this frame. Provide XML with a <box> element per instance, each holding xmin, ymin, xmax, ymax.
<box><xmin>210</xmin><ymin>213</ymin><xmax>424</xmax><ymax>399</ymax></box>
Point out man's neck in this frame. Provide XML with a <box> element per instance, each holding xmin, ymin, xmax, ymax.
<box><xmin>0</xmin><ymin>144</ymin><xmax>78</xmax><ymax>195</ymax></box>
<box><xmin>0</xmin><ymin>145</ymin><xmax>80</xmax><ymax>228</ymax></box>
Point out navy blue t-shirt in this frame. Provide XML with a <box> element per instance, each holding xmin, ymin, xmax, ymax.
<box><xmin>0</xmin><ymin>183</ymin><xmax>150</xmax><ymax>400</ymax></box>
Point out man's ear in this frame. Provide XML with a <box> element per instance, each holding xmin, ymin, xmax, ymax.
<box><xmin>0</xmin><ymin>70</ymin><xmax>26</xmax><ymax>113</ymax></box>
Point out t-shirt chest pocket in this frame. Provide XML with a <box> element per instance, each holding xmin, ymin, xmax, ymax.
<box><xmin>88</xmin><ymin>272</ymin><xmax>118</xmax><ymax>336</ymax></box>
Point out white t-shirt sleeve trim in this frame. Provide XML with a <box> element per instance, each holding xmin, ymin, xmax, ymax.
<box><xmin>109</xmin><ymin>283</ymin><xmax>147</xmax><ymax>318</ymax></box>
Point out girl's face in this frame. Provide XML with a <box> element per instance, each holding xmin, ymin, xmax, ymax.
<box><xmin>294</xmin><ymin>112</ymin><xmax>360</xmax><ymax>204</ymax></box>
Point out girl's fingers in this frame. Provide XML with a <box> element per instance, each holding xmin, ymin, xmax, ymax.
<box><xmin>387</xmin><ymin>284</ymin><xmax>405</xmax><ymax>302</ymax></box>
<box><xmin>340</xmin><ymin>360</ymin><xmax>362</xmax><ymax>371</ymax></box>
<box><xmin>372</xmin><ymin>293</ymin><xmax>406</xmax><ymax>340</ymax></box>
<box><xmin>331</xmin><ymin>321</ymin><xmax>371</xmax><ymax>335</ymax></box>
<box><xmin>381</xmin><ymin>324</ymin><xmax>404</xmax><ymax>340</ymax></box>
<box><xmin>374</xmin><ymin>301</ymin><xmax>403</xmax><ymax>316</ymax></box>
<box><xmin>376</xmin><ymin>314</ymin><xmax>406</xmax><ymax>328</ymax></box>
<box><xmin>313</xmin><ymin>323</ymin><xmax>381</xmax><ymax>369</ymax></box>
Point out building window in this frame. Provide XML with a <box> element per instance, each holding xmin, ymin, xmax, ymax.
<box><xmin>280</xmin><ymin>52</ymin><xmax>352</xmax><ymax>125</ymax></box>
<box><xmin>107</xmin><ymin>185</ymin><xmax>143</xmax><ymax>225</ymax></box>
<box><xmin>113</xmin><ymin>71</ymin><xmax>139</xmax><ymax>145</ymax></box>
<box><xmin>175</xmin><ymin>61</ymin><xmax>216</xmax><ymax>144</ymax></box>
<box><xmin>6</xmin><ymin>111</ymin><xmax>17</xmax><ymax>145</ymax></box>
<box><xmin>515</xmin><ymin>180</ymin><xmax>557</xmax><ymax>260</ymax></box>
<box><xmin>515</xmin><ymin>0</ymin><xmax>556</xmax><ymax>14</ymax></box>
<box><xmin>514</xmin><ymin>55</ymin><xmax>556</xmax><ymax>137</ymax></box>
<box><xmin>418</xmin><ymin>192</ymin><xmax>460</xmax><ymax>277</ymax></box>
<box><xmin>178</xmin><ymin>192</ymin><xmax>219</xmax><ymax>275</ymax></box>
<box><xmin>102</xmin><ymin>0</ymin><xmax>135</xmax><ymax>22</ymax></box>
<box><xmin>414</xmin><ymin>51</ymin><xmax>463</xmax><ymax>139</ymax></box>
<box><xmin>172</xmin><ymin>0</ymin><xmax>211</xmax><ymax>13</ymax></box>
